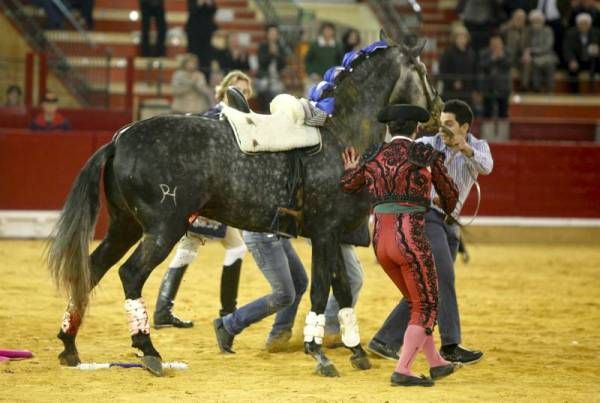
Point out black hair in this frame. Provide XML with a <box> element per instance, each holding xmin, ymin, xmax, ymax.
<box><xmin>319</xmin><ymin>21</ymin><xmax>336</xmax><ymax>34</ymax></box>
<box><xmin>389</xmin><ymin>120</ymin><xmax>418</xmax><ymax>136</ymax></box>
<box><xmin>265</xmin><ymin>23</ymin><xmax>279</xmax><ymax>32</ymax></box>
<box><xmin>443</xmin><ymin>99</ymin><xmax>473</xmax><ymax>127</ymax></box>
<box><xmin>6</xmin><ymin>85</ymin><xmax>22</xmax><ymax>96</ymax></box>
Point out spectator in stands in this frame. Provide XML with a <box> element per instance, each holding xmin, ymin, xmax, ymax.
<box><xmin>139</xmin><ymin>0</ymin><xmax>166</xmax><ymax>57</ymax></box>
<box><xmin>536</xmin><ymin>0</ymin><xmax>570</xmax><ymax>67</ymax></box>
<box><xmin>32</xmin><ymin>0</ymin><xmax>63</xmax><ymax>29</ymax></box>
<box><xmin>502</xmin><ymin>9</ymin><xmax>530</xmax><ymax>89</ymax></box>
<box><xmin>458</xmin><ymin>0</ymin><xmax>504</xmax><ymax>53</ymax></box>
<box><xmin>30</xmin><ymin>92</ymin><xmax>71</xmax><ymax>131</ymax></box>
<box><xmin>70</xmin><ymin>0</ymin><xmax>95</xmax><ymax>30</ymax></box>
<box><xmin>478</xmin><ymin>34</ymin><xmax>512</xmax><ymax>118</ymax></box>
<box><xmin>504</xmin><ymin>0</ymin><xmax>539</xmax><ymax>17</ymax></box>
<box><xmin>342</xmin><ymin>28</ymin><xmax>362</xmax><ymax>54</ymax></box>
<box><xmin>568</xmin><ymin>0</ymin><xmax>600</xmax><ymax>28</ymax></box>
<box><xmin>564</xmin><ymin>12</ymin><xmax>600</xmax><ymax>92</ymax></box>
<box><xmin>171</xmin><ymin>53</ymin><xmax>213</xmax><ymax>114</ymax></box>
<box><xmin>524</xmin><ymin>10</ymin><xmax>558</xmax><ymax>92</ymax></box>
<box><xmin>205</xmin><ymin>70</ymin><xmax>254</xmax><ymax>118</ymax></box>
<box><xmin>5</xmin><ymin>85</ymin><xmax>22</xmax><ymax>107</ymax></box>
<box><xmin>256</xmin><ymin>24</ymin><xmax>289</xmax><ymax>112</ymax></box>
<box><xmin>304</xmin><ymin>22</ymin><xmax>344</xmax><ymax>89</ymax></box>
<box><xmin>439</xmin><ymin>24</ymin><xmax>478</xmax><ymax>107</ymax></box>
<box><xmin>229</xmin><ymin>33</ymin><xmax>252</xmax><ymax>72</ymax></box>
<box><xmin>211</xmin><ymin>32</ymin><xmax>236</xmax><ymax>73</ymax></box>
<box><xmin>186</xmin><ymin>0</ymin><xmax>218</xmax><ymax>76</ymax></box>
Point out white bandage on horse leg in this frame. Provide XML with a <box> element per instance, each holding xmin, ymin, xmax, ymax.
<box><xmin>61</xmin><ymin>301</ymin><xmax>82</xmax><ymax>336</ymax></box>
<box><xmin>223</xmin><ymin>244</ymin><xmax>247</xmax><ymax>266</ymax></box>
<box><xmin>124</xmin><ymin>298</ymin><xmax>150</xmax><ymax>336</ymax></box>
<box><xmin>338</xmin><ymin>307</ymin><xmax>360</xmax><ymax>348</ymax></box>
<box><xmin>303</xmin><ymin>311</ymin><xmax>326</xmax><ymax>344</ymax></box>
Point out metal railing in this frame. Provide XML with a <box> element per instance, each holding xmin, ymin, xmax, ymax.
<box><xmin>1</xmin><ymin>0</ymin><xmax>112</xmax><ymax>108</ymax></box>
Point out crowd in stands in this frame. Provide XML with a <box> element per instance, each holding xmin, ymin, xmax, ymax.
<box><xmin>18</xmin><ymin>0</ymin><xmax>599</xmax><ymax>125</ymax></box>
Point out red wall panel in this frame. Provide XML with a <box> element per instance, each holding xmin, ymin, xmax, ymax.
<box><xmin>1</xmin><ymin>134</ymin><xmax>600</xmax><ymax>241</ymax></box>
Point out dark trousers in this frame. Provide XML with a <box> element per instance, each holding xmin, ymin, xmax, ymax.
<box><xmin>140</xmin><ymin>1</ymin><xmax>166</xmax><ymax>57</ymax></box>
<box><xmin>372</xmin><ymin>210</ymin><xmax>461</xmax><ymax>349</ymax></box>
<box><xmin>483</xmin><ymin>96</ymin><xmax>509</xmax><ymax>118</ymax></box>
<box><xmin>568</xmin><ymin>59</ymin><xmax>598</xmax><ymax>93</ymax></box>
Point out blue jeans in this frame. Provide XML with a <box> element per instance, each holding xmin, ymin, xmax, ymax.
<box><xmin>324</xmin><ymin>244</ymin><xmax>364</xmax><ymax>334</ymax></box>
<box><xmin>372</xmin><ymin>210</ymin><xmax>461</xmax><ymax>349</ymax></box>
<box><xmin>222</xmin><ymin>232</ymin><xmax>308</xmax><ymax>338</ymax></box>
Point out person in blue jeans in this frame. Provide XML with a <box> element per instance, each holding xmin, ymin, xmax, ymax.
<box><xmin>213</xmin><ymin>231</ymin><xmax>308</xmax><ymax>353</ymax></box>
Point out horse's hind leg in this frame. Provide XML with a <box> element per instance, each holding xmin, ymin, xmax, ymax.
<box><xmin>304</xmin><ymin>236</ymin><xmax>340</xmax><ymax>377</ymax></box>
<box><xmin>117</xmin><ymin>224</ymin><xmax>185</xmax><ymax>376</ymax></box>
<box><xmin>330</xmin><ymin>246</ymin><xmax>371</xmax><ymax>371</ymax></box>
<box><xmin>58</xmin><ymin>215</ymin><xmax>142</xmax><ymax>366</ymax></box>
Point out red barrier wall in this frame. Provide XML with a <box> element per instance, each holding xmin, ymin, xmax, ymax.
<box><xmin>1</xmin><ymin>132</ymin><xmax>599</xmax><ymax>240</ymax></box>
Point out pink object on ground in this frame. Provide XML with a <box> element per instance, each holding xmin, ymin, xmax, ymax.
<box><xmin>0</xmin><ymin>356</ymin><xmax>9</xmax><ymax>363</ymax></box>
<box><xmin>0</xmin><ymin>349</ymin><xmax>34</xmax><ymax>359</ymax></box>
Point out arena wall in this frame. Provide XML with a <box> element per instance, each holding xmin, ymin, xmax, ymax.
<box><xmin>1</xmin><ymin>131</ymin><xmax>599</xmax><ymax>239</ymax></box>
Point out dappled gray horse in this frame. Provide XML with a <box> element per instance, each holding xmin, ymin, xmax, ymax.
<box><xmin>48</xmin><ymin>31</ymin><xmax>442</xmax><ymax>377</ymax></box>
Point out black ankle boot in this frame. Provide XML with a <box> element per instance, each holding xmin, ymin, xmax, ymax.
<box><xmin>219</xmin><ymin>259</ymin><xmax>242</xmax><ymax>317</ymax></box>
<box><xmin>153</xmin><ymin>265</ymin><xmax>193</xmax><ymax>329</ymax></box>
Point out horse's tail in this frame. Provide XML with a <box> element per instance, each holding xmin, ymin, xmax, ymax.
<box><xmin>47</xmin><ymin>142</ymin><xmax>116</xmax><ymax>312</ymax></box>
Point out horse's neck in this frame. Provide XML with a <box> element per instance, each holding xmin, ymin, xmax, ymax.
<box><xmin>327</xmin><ymin>58</ymin><xmax>397</xmax><ymax>153</ymax></box>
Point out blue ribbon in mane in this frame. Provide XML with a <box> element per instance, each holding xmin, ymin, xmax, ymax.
<box><xmin>310</xmin><ymin>39</ymin><xmax>389</xmax><ymax>115</ymax></box>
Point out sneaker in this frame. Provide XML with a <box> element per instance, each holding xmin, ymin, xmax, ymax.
<box><xmin>265</xmin><ymin>330</ymin><xmax>292</xmax><ymax>353</ymax></box>
<box><xmin>440</xmin><ymin>345</ymin><xmax>483</xmax><ymax>365</ymax></box>
<box><xmin>390</xmin><ymin>372</ymin><xmax>434</xmax><ymax>387</ymax></box>
<box><xmin>367</xmin><ymin>338</ymin><xmax>399</xmax><ymax>361</ymax></box>
<box><xmin>213</xmin><ymin>318</ymin><xmax>235</xmax><ymax>354</ymax></box>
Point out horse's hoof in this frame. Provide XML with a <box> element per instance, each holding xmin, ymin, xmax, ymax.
<box><xmin>141</xmin><ymin>355</ymin><xmax>163</xmax><ymax>377</ymax></box>
<box><xmin>350</xmin><ymin>353</ymin><xmax>372</xmax><ymax>370</ymax></box>
<box><xmin>58</xmin><ymin>350</ymin><xmax>80</xmax><ymax>367</ymax></box>
<box><xmin>316</xmin><ymin>363</ymin><xmax>340</xmax><ymax>377</ymax></box>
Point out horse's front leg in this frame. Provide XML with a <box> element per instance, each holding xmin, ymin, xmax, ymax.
<box><xmin>330</xmin><ymin>246</ymin><xmax>371</xmax><ymax>371</ymax></box>
<box><xmin>304</xmin><ymin>236</ymin><xmax>340</xmax><ymax>377</ymax></box>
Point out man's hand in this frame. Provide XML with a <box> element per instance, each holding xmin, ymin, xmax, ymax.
<box><xmin>341</xmin><ymin>147</ymin><xmax>360</xmax><ymax>170</ymax></box>
<box><xmin>444</xmin><ymin>130</ymin><xmax>474</xmax><ymax>157</ymax></box>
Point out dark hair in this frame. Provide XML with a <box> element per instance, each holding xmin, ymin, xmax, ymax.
<box><xmin>265</xmin><ymin>23</ymin><xmax>279</xmax><ymax>32</ymax></box>
<box><xmin>443</xmin><ymin>99</ymin><xmax>473</xmax><ymax>127</ymax></box>
<box><xmin>319</xmin><ymin>21</ymin><xmax>336</xmax><ymax>34</ymax></box>
<box><xmin>6</xmin><ymin>85</ymin><xmax>21</xmax><ymax>96</ymax></box>
<box><xmin>389</xmin><ymin>120</ymin><xmax>418</xmax><ymax>136</ymax></box>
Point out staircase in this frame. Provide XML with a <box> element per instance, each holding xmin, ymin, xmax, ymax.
<box><xmin>21</xmin><ymin>0</ymin><xmax>267</xmax><ymax>108</ymax></box>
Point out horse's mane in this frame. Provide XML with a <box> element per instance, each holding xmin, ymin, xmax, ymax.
<box><xmin>308</xmin><ymin>40</ymin><xmax>397</xmax><ymax>115</ymax></box>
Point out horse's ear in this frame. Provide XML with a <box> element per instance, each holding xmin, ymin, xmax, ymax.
<box><xmin>379</xmin><ymin>29</ymin><xmax>397</xmax><ymax>46</ymax></box>
<box><xmin>411</xmin><ymin>38</ymin><xmax>427</xmax><ymax>58</ymax></box>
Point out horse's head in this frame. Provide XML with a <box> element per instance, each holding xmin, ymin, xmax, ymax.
<box><xmin>380</xmin><ymin>30</ymin><xmax>443</xmax><ymax>133</ymax></box>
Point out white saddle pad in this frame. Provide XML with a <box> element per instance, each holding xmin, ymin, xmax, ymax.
<box><xmin>221</xmin><ymin>105</ymin><xmax>321</xmax><ymax>154</ymax></box>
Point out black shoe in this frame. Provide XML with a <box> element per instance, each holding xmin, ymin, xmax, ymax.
<box><xmin>430</xmin><ymin>362</ymin><xmax>462</xmax><ymax>380</ymax></box>
<box><xmin>440</xmin><ymin>345</ymin><xmax>483</xmax><ymax>365</ymax></box>
<box><xmin>213</xmin><ymin>318</ymin><xmax>235</xmax><ymax>354</ymax></box>
<box><xmin>153</xmin><ymin>311</ymin><xmax>194</xmax><ymax>329</ymax></box>
<box><xmin>390</xmin><ymin>372</ymin><xmax>434</xmax><ymax>387</ymax></box>
<box><xmin>367</xmin><ymin>339</ymin><xmax>399</xmax><ymax>361</ymax></box>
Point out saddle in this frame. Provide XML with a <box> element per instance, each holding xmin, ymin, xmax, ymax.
<box><xmin>222</xmin><ymin>89</ymin><xmax>326</xmax><ymax>237</ymax></box>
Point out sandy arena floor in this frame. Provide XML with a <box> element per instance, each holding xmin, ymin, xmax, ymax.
<box><xmin>0</xmin><ymin>239</ymin><xmax>599</xmax><ymax>402</ymax></box>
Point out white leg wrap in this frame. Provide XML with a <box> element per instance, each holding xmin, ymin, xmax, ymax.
<box><xmin>303</xmin><ymin>311</ymin><xmax>326</xmax><ymax>344</ymax></box>
<box><xmin>338</xmin><ymin>307</ymin><xmax>360</xmax><ymax>347</ymax></box>
<box><xmin>125</xmin><ymin>298</ymin><xmax>150</xmax><ymax>336</ymax></box>
<box><xmin>223</xmin><ymin>244</ymin><xmax>247</xmax><ymax>266</ymax></box>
